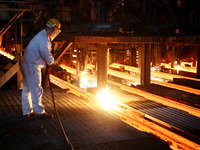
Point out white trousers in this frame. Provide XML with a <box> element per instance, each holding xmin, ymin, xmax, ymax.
<box><xmin>21</xmin><ymin>63</ymin><xmax>45</xmax><ymax>115</ymax></box>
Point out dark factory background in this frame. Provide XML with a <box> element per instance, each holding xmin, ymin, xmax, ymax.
<box><xmin>0</xmin><ymin>0</ymin><xmax>200</xmax><ymax>90</ymax></box>
<box><xmin>1</xmin><ymin>1</ymin><xmax>200</xmax><ymax>150</ymax></box>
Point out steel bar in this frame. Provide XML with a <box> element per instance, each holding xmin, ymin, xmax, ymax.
<box><xmin>49</xmin><ymin>74</ymin><xmax>200</xmax><ymax>150</ymax></box>
<box><xmin>0</xmin><ymin>11</ymin><xmax>24</xmax><ymax>37</ymax></box>
<box><xmin>110</xmin><ymin>63</ymin><xmax>200</xmax><ymax>81</ymax></box>
<box><xmin>60</xmin><ymin>65</ymin><xmax>200</xmax><ymax>118</ymax></box>
<box><xmin>109</xmin><ymin>63</ymin><xmax>200</xmax><ymax>95</ymax></box>
<box><xmin>109</xmin><ymin>69</ymin><xmax>200</xmax><ymax>96</ymax></box>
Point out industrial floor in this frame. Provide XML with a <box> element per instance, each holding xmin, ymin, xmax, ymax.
<box><xmin>0</xmin><ymin>88</ymin><xmax>171</xmax><ymax>150</ymax></box>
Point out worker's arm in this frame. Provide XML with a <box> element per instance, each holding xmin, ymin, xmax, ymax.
<box><xmin>38</xmin><ymin>37</ymin><xmax>55</xmax><ymax>66</ymax></box>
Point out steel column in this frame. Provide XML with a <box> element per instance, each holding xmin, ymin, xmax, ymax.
<box><xmin>97</xmin><ymin>43</ymin><xmax>108</xmax><ymax>90</ymax></box>
<box><xmin>140</xmin><ymin>43</ymin><xmax>151</xmax><ymax>86</ymax></box>
<box><xmin>197</xmin><ymin>46</ymin><xmax>200</xmax><ymax>79</ymax></box>
<box><xmin>171</xmin><ymin>45</ymin><xmax>175</xmax><ymax>68</ymax></box>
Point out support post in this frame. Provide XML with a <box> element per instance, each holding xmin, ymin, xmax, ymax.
<box><xmin>139</xmin><ymin>43</ymin><xmax>151</xmax><ymax>86</ymax></box>
<box><xmin>171</xmin><ymin>46</ymin><xmax>175</xmax><ymax>68</ymax></box>
<box><xmin>197</xmin><ymin>46</ymin><xmax>200</xmax><ymax>78</ymax></box>
<box><xmin>155</xmin><ymin>43</ymin><xmax>161</xmax><ymax>68</ymax></box>
<box><xmin>193</xmin><ymin>45</ymin><xmax>198</xmax><ymax>67</ymax></box>
<box><xmin>76</xmin><ymin>49</ymin><xmax>80</xmax><ymax>76</ymax></box>
<box><xmin>70</xmin><ymin>49</ymin><xmax>73</xmax><ymax>67</ymax></box>
<box><xmin>97</xmin><ymin>43</ymin><xmax>107</xmax><ymax>90</ymax></box>
<box><xmin>151</xmin><ymin>43</ymin><xmax>156</xmax><ymax>67</ymax></box>
<box><xmin>107</xmin><ymin>47</ymin><xmax>110</xmax><ymax>66</ymax></box>
<box><xmin>84</xmin><ymin>48</ymin><xmax>88</xmax><ymax>71</ymax></box>
<box><xmin>129</xmin><ymin>46</ymin><xmax>137</xmax><ymax>66</ymax></box>
<box><xmin>17</xmin><ymin>16</ymin><xmax>23</xmax><ymax>90</ymax></box>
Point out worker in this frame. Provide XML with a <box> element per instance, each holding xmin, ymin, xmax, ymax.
<box><xmin>21</xmin><ymin>18</ymin><xmax>61</xmax><ymax>118</ymax></box>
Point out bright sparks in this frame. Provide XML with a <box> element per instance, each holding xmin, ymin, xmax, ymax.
<box><xmin>96</xmin><ymin>86</ymin><xmax>118</xmax><ymax>110</ymax></box>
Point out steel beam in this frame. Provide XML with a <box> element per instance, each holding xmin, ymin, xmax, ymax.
<box><xmin>54</xmin><ymin>41</ymin><xmax>73</xmax><ymax>64</ymax></box>
<box><xmin>0</xmin><ymin>11</ymin><xmax>24</xmax><ymax>37</ymax></box>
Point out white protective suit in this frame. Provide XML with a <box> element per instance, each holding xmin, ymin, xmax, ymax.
<box><xmin>21</xmin><ymin>29</ymin><xmax>54</xmax><ymax>115</ymax></box>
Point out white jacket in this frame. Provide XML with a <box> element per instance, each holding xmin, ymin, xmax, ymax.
<box><xmin>22</xmin><ymin>29</ymin><xmax>54</xmax><ymax>68</ymax></box>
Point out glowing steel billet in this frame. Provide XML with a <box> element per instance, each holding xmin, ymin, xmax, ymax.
<box><xmin>152</xmin><ymin>79</ymin><xmax>200</xmax><ymax>95</ymax></box>
<box><xmin>49</xmin><ymin>74</ymin><xmax>200</xmax><ymax>150</ymax></box>
<box><xmin>60</xmin><ymin>64</ymin><xmax>76</xmax><ymax>74</ymax></box>
<box><xmin>110</xmin><ymin>63</ymin><xmax>200</xmax><ymax>82</ymax></box>
<box><xmin>110</xmin><ymin>80</ymin><xmax>200</xmax><ymax>118</ymax></box>
<box><xmin>0</xmin><ymin>48</ymin><xmax>15</xmax><ymax>60</ymax></box>
<box><xmin>161</xmin><ymin>62</ymin><xmax>196</xmax><ymax>73</ymax></box>
<box><xmin>109</xmin><ymin>63</ymin><xmax>200</xmax><ymax>95</ymax></box>
<box><xmin>110</xmin><ymin>69</ymin><xmax>200</xmax><ymax>96</ymax></box>
<box><xmin>62</xmin><ymin>64</ymin><xmax>200</xmax><ymax>95</ymax></box>
<box><xmin>108</xmin><ymin>69</ymin><xmax>140</xmax><ymax>82</ymax></box>
<box><xmin>50</xmin><ymin>74</ymin><xmax>95</xmax><ymax>100</ymax></box>
<box><xmin>114</xmin><ymin>106</ymin><xmax>200</xmax><ymax>150</ymax></box>
<box><xmin>60</xmin><ymin>65</ymin><xmax>200</xmax><ymax>117</ymax></box>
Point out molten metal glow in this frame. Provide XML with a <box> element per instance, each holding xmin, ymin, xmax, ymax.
<box><xmin>151</xmin><ymin>66</ymin><xmax>160</xmax><ymax>72</ymax></box>
<box><xmin>177</xmin><ymin>64</ymin><xmax>180</xmax><ymax>74</ymax></box>
<box><xmin>132</xmin><ymin>82</ymin><xmax>140</xmax><ymax>86</ymax></box>
<box><xmin>0</xmin><ymin>48</ymin><xmax>15</xmax><ymax>60</ymax></box>
<box><xmin>96</xmin><ymin>87</ymin><xmax>118</xmax><ymax>110</ymax></box>
<box><xmin>161</xmin><ymin>62</ymin><xmax>196</xmax><ymax>73</ymax></box>
<box><xmin>80</xmin><ymin>71</ymin><xmax>88</xmax><ymax>89</ymax></box>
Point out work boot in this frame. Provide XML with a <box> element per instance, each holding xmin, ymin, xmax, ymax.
<box><xmin>36</xmin><ymin>112</ymin><xmax>54</xmax><ymax>119</ymax></box>
<box><xmin>23</xmin><ymin>111</ymin><xmax>36</xmax><ymax>118</ymax></box>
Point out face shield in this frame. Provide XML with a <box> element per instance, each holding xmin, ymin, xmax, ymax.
<box><xmin>50</xmin><ymin>28</ymin><xmax>61</xmax><ymax>41</ymax></box>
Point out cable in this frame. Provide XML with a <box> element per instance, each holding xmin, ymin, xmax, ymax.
<box><xmin>47</xmin><ymin>65</ymin><xmax>74</xmax><ymax>150</ymax></box>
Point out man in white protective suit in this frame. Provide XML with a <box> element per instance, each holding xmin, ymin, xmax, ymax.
<box><xmin>21</xmin><ymin>18</ymin><xmax>61</xmax><ymax>118</ymax></box>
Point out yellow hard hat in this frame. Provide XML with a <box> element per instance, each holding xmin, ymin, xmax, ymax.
<box><xmin>47</xmin><ymin>18</ymin><xmax>61</xmax><ymax>30</ymax></box>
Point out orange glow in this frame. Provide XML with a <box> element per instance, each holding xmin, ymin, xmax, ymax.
<box><xmin>0</xmin><ymin>48</ymin><xmax>15</xmax><ymax>60</ymax></box>
<box><xmin>49</xmin><ymin>74</ymin><xmax>200</xmax><ymax>150</ymax></box>
<box><xmin>80</xmin><ymin>71</ymin><xmax>88</xmax><ymax>89</ymax></box>
<box><xmin>96</xmin><ymin>86</ymin><xmax>119</xmax><ymax>110</ymax></box>
<box><xmin>177</xmin><ymin>64</ymin><xmax>180</xmax><ymax>74</ymax></box>
<box><xmin>161</xmin><ymin>61</ymin><xmax>196</xmax><ymax>73</ymax></box>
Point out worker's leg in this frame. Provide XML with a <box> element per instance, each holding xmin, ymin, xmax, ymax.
<box><xmin>27</xmin><ymin>66</ymin><xmax>45</xmax><ymax>114</ymax></box>
<box><xmin>21</xmin><ymin>65</ymin><xmax>33</xmax><ymax>115</ymax></box>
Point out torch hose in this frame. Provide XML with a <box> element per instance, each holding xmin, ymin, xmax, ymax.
<box><xmin>47</xmin><ymin>66</ymin><xmax>74</xmax><ymax>150</ymax></box>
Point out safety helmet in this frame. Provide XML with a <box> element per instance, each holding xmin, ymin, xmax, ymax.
<box><xmin>47</xmin><ymin>18</ymin><xmax>61</xmax><ymax>30</ymax></box>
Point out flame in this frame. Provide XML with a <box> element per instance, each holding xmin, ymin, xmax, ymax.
<box><xmin>0</xmin><ymin>48</ymin><xmax>15</xmax><ymax>60</ymax></box>
<box><xmin>96</xmin><ymin>86</ymin><xmax>118</xmax><ymax>110</ymax></box>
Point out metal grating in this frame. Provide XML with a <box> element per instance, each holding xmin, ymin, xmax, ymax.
<box><xmin>0</xmin><ymin>89</ymin><xmax>171</xmax><ymax>150</ymax></box>
<box><xmin>128</xmin><ymin>100</ymin><xmax>167</xmax><ymax>110</ymax></box>
<box><xmin>141</xmin><ymin>107</ymin><xmax>200</xmax><ymax>132</ymax></box>
<box><xmin>128</xmin><ymin>99</ymin><xmax>200</xmax><ymax>138</ymax></box>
